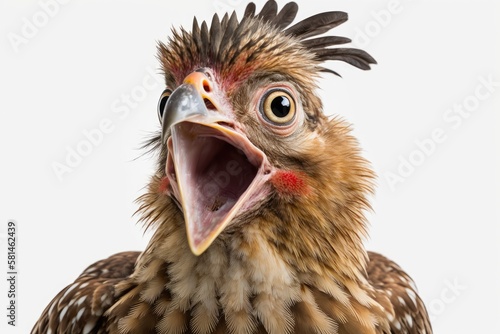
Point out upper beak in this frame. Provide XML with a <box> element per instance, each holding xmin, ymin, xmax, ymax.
<box><xmin>161</xmin><ymin>72</ymin><xmax>273</xmax><ymax>255</ymax></box>
<box><xmin>161</xmin><ymin>82</ymin><xmax>224</xmax><ymax>144</ymax></box>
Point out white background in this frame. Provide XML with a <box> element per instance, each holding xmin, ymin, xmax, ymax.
<box><xmin>0</xmin><ymin>0</ymin><xmax>499</xmax><ymax>333</ymax></box>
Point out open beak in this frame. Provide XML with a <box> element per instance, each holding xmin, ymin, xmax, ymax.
<box><xmin>161</xmin><ymin>72</ymin><xmax>273</xmax><ymax>255</ymax></box>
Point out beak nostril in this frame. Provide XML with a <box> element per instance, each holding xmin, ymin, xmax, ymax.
<box><xmin>202</xmin><ymin>80</ymin><xmax>211</xmax><ymax>93</ymax></box>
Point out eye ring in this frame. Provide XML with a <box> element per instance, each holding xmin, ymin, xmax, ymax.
<box><xmin>260</xmin><ymin>89</ymin><xmax>296</xmax><ymax>125</ymax></box>
<box><xmin>157</xmin><ymin>89</ymin><xmax>172</xmax><ymax>123</ymax></box>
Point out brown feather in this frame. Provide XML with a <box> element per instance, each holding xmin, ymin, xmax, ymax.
<box><xmin>209</xmin><ymin>14</ymin><xmax>222</xmax><ymax>57</ymax></box>
<box><xmin>243</xmin><ymin>2</ymin><xmax>256</xmax><ymax>18</ymax></box>
<box><xmin>270</xmin><ymin>2</ymin><xmax>299</xmax><ymax>30</ymax></box>
<box><xmin>285</xmin><ymin>11</ymin><xmax>348</xmax><ymax>39</ymax></box>
<box><xmin>255</xmin><ymin>0</ymin><xmax>278</xmax><ymax>23</ymax></box>
<box><xmin>367</xmin><ymin>252</ymin><xmax>433</xmax><ymax>333</ymax></box>
<box><xmin>301</xmin><ymin>36</ymin><xmax>351</xmax><ymax>49</ymax></box>
<box><xmin>31</xmin><ymin>252</ymin><xmax>139</xmax><ymax>334</ymax></box>
<box><xmin>314</xmin><ymin>48</ymin><xmax>377</xmax><ymax>70</ymax></box>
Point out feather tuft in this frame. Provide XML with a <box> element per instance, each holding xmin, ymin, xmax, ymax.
<box><xmin>256</xmin><ymin>0</ymin><xmax>278</xmax><ymax>22</ymax></box>
<box><xmin>285</xmin><ymin>11</ymin><xmax>348</xmax><ymax>39</ymax></box>
<box><xmin>271</xmin><ymin>2</ymin><xmax>299</xmax><ymax>30</ymax></box>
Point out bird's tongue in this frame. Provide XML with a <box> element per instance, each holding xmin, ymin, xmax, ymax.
<box><xmin>167</xmin><ymin>122</ymin><xmax>271</xmax><ymax>255</ymax></box>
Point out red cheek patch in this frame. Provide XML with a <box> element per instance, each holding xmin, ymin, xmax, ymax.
<box><xmin>270</xmin><ymin>170</ymin><xmax>310</xmax><ymax>197</ymax></box>
<box><xmin>158</xmin><ymin>177</ymin><xmax>170</xmax><ymax>194</ymax></box>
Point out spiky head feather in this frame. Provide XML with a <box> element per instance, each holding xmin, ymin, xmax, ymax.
<box><xmin>158</xmin><ymin>1</ymin><xmax>376</xmax><ymax>93</ymax></box>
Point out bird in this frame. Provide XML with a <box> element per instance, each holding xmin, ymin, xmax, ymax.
<box><xmin>32</xmin><ymin>1</ymin><xmax>433</xmax><ymax>333</ymax></box>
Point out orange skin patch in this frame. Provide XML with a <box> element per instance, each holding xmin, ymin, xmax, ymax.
<box><xmin>158</xmin><ymin>177</ymin><xmax>170</xmax><ymax>194</ymax></box>
<box><xmin>270</xmin><ymin>170</ymin><xmax>310</xmax><ymax>197</ymax></box>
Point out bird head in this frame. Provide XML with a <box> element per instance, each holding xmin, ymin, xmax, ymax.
<box><xmin>145</xmin><ymin>1</ymin><xmax>376</xmax><ymax>267</ymax></box>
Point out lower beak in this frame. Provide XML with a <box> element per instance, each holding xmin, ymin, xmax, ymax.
<box><xmin>162</xmin><ymin>83</ymin><xmax>273</xmax><ymax>255</ymax></box>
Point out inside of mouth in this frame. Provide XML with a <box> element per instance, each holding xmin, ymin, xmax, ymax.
<box><xmin>194</xmin><ymin>136</ymin><xmax>257</xmax><ymax>212</ymax></box>
<box><xmin>171</xmin><ymin>123</ymin><xmax>259</xmax><ymax>244</ymax></box>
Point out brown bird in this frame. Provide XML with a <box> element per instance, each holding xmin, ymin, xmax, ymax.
<box><xmin>32</xmin><ymin>1</ymin><xmax>432</xmax><ymax>333</ymax></box>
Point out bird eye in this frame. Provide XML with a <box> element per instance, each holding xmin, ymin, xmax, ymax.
<box><xmin>260</xmin><ymin>89</ymin><xmax>296</xmax><ymax>125</ymax></box>
<box><xmin>157</xmin><ymin>89</ymin><xmax>172</xmax><ymax>122</ymax></box>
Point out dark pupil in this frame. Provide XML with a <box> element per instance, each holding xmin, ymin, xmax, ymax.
<box><xmin>271</xmin><ymin>95</ymin><xmax>290</xmax><ymax>118</ymax></box>
<box><xmin>159</xmin><ymin>95</ymin><xmax>169</xmax><ymax>118</ymax></box>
